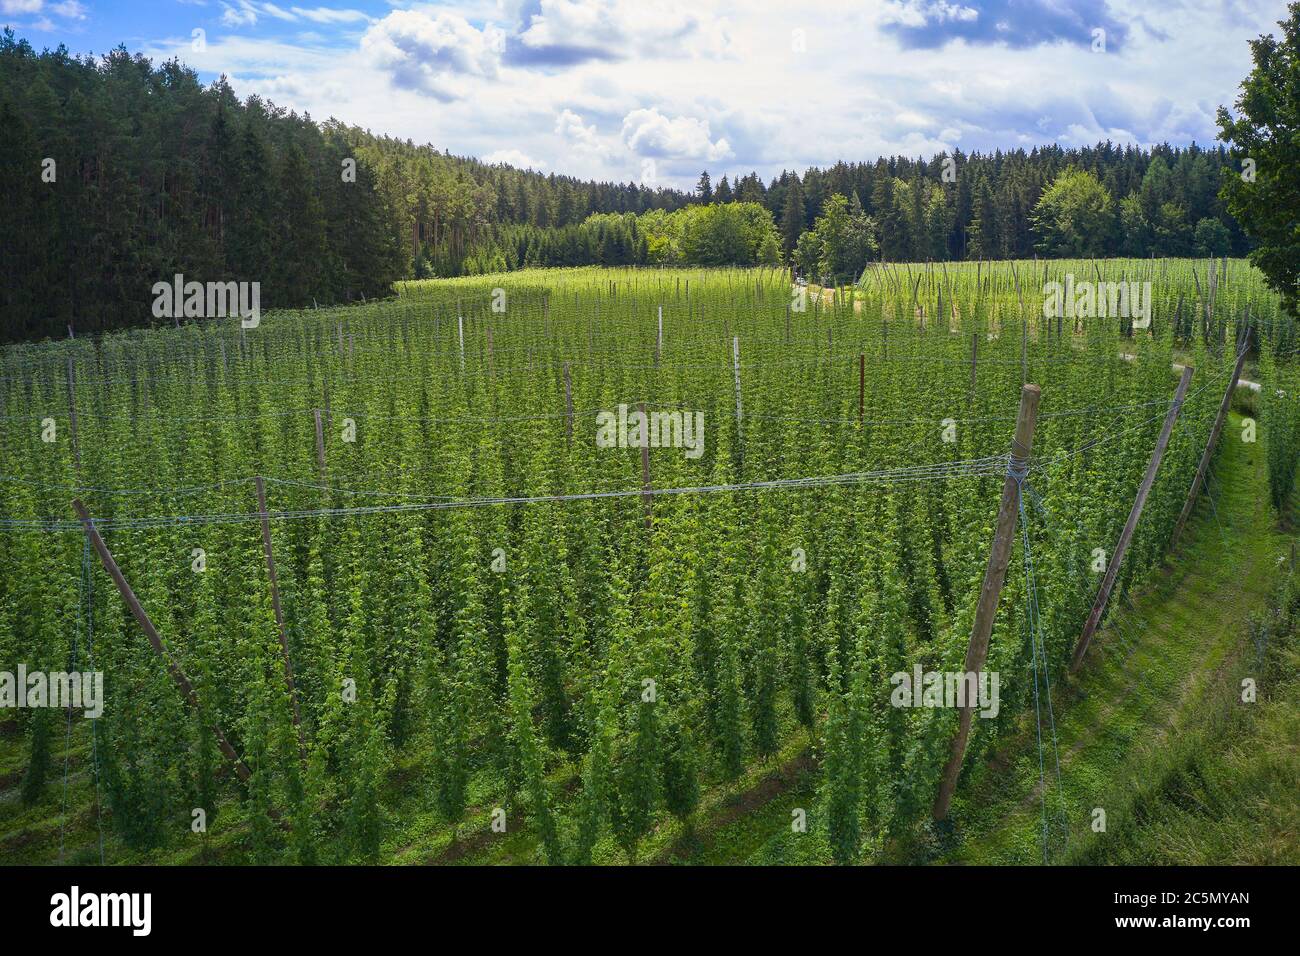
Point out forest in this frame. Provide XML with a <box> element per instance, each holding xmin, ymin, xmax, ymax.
<box><xmin>0</xmin><ymin>29</ymin><xmax>1253</xmax><ymax>342</ymax></box>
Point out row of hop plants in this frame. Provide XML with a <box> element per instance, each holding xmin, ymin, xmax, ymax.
<box><xmin>0</xmin><ymin>262</ymin><xmax>1291</xmax><ymax>863</ymax></box>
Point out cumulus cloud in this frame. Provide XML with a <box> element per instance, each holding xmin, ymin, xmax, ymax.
<box><xmin>84</xmin><ymin>0</ymin><xmax>1287</xmax><ymax>190</ymax></box>
<box><xmin>620</xmin><ymin>108</ymin><xmax>731</xmax><ymax>162</ymax></box>
<box><xmin>362</xmin><ymin>10</ymin><xmax>505</xmax><ymax>100</ymax></box>
<box><xmin>1</xmin><ymin>0</ymin><xmax>45</xmax><ymax>14</ymax></box>
<box><xmin>555</xmin><ymin>108</ymin><xmax>605</xmax><ymax>153</ymax></box>
<box><xmin>881</xmin><ymin>0</ymin><xmax>1129</xmax><ymax>51</ymax></box>
<box><xmin>510</xmin><ymin>0</ymin><xmax>732</xmax><ymax>66</ymax></box>
<box><xmin>482</xmin><ymin>148</ymin><xmax>545</xmax><ymax>169</ymax></box>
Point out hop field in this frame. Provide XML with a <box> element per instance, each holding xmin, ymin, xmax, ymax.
<box><xmin>0</xmin><ymin>260</ymin><xmax>1295</xmax><ymax>865</ymax></box>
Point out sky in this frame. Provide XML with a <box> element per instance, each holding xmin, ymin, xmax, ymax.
<box><xmin>2</xmin><ymin>0</ymin><xmax>1289</xmax><ymax>190</ymax></box>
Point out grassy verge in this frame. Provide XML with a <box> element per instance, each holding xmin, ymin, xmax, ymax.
<box><xmin>943</xmin><ymin>413</ymin><xmax>1296</xmax><ymax>864</ymax></box>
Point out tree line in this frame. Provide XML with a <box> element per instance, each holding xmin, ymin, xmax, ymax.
<box><xmin>0</xmin><ymin>29</ymin><xmax>1258</xmax><ymax>341</ymax></box>
<box><xmin>0</xmin><ymin>31</ymin><xmax>410</xmax><ymax>341</ymax></box>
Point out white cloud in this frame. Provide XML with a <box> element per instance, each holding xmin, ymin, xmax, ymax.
<box><xmin>291</xmin><ymin>6</ymin><xmax>370</xmax><ymax>25</ymax></box>
<box><xmin>1</xmin><ymin>0</ymin><xmax>85</xmax><ymax>16</ymax></box>
<box><xmin>482</xmin><ymin>148</ymin><xmax>544</xmax><ymax>169</ymax></box>
<box><xmin>221</xmin><ymin>1</ymin><xmax>259</xmax><ymax>27</ymax></box>
<box><xmin>217</xmin><ymin>1</ymin><xmax>370</xmax><ymax>28</ymax></box>
<box><xmin>259</xmin><ymin>2</ymin><xmax>297</xmax><ymax>22</ymax></box>
<box><xmin>107</xmin><ymin>0</ymin><xmax>1298</xmax><ymax>190</ymax></box>
<box><xmin>555</xmin><ymin>109</ymin><xmax>605</xmax><ymax>153</ymax></box>
<box><xmin>362</xmin><ymin>10</ymin><xmax>504</xmax><ymax>100</ymax></box>
<box><xmin>1</xmin><ymin>0</ymin><xmax>85</xmax><ymax>26</ymax></box>
<box><xmin>881</xmin><ymin>1</ymin><xmax>979</xmax><ymax>29</ymax></box>
<box><xmin>620</xmin><ymin>107</ymin><xmax>731</xmax><ymax>162</ymax></box>
<box><xmin>516</xmin><ymin>0</ymin><xmax>733</xmax><ymax>60</ymax></box>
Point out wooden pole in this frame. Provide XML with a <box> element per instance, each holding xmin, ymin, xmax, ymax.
<box><xmin>638</xmin><ymin>402</ymin><xmax>652</xmax><ymax>529</ymax></box>
<box><xmin>65</xmin><ymin>356</ymin><xmax>80</xmax><ymax>474</ymax></box>
<box><xmin>1170</xmin><ymin>341</ymin><xmax>1247</xmax><ymax>550</ymax></box>
<box><xmin>563</xmin><ymin>363</ymin><xmax>574</xmax><ymax>446</ymax></box>
<box><xmin>458</xmin><ymin>315</ymin><xmax>465</xmax><ymax>369</ymax></box>
<box><xmin>1071</xmin><ymin>366</ymin><xmax>1194</xmax><ymax>674</ymax></box>
<box><xmin>71</xmin><ymin>499</ymin><xmax>251</xmax><ymax>783</ymax></box>
<box><xmin>933</xmin><ymin>383</ymin><xmax>1042</xmax><ymax>821</ymax></box>
<box><xmin>254</xmin><ymin>477</ymin><xmax>306</xmax><ymax>762</ymax></box>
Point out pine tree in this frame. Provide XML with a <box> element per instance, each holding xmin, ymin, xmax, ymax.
<box><xmin>695</xmin><ymin>170</ymin><xmax>713</xmax><ymax>202</ymax></box>
<box><xmin>781</xmin><ymin>178</ymin><xmax>805</xmax><ymax>258</ymax></box>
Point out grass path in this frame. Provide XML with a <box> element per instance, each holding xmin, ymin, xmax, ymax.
<box><xmin>942</xmin><ymin>414</ymin><xmax>1288</xmax><ymax>864</ymax></box>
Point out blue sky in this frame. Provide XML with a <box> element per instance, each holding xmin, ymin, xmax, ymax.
<box><xmin>2</xmin><ymin>1</ymin><xmax>1289</xmax><ymax>189</ymax></box>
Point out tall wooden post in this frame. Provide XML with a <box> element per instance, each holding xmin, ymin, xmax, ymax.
<box><xmin>1071</xmin><ymin>366</ymin><xmax>1194</xmax><ymax>674</ymax></box>
<box><xmin>458</xmin><ymin>315</ymin><xmax>465</xmax><ymax>370</ymax></box>
<box><xmin>254</xmin><ymin>477</ymin><xmax>306</xmax><ymax>762</ymax></box>
<box><xmin>71</xmin><ymin>499</ymin><xmax>251</xmax><ymax>782</ymax></box>
<box><xmin>933</xmin><ymin>383</ymin><xmax>1042</xmax><ymax>821</ymax></box>
<box><xmin>1170</xmin><ymin>342</ymin><xmax>1248</xmax><ymax>550</ymax></box>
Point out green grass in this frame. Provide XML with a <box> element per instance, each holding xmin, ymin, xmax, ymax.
<box><xmin>941</xmin><ymin>413</ymin><xmax>1296</xmax><ymax>865</ymax></box>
